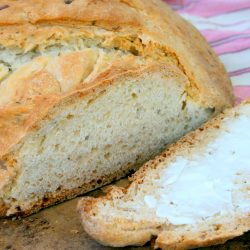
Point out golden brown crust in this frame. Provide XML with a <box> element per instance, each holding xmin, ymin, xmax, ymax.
<box><xmin>0</xmin><ymin>0</ymin><xmax>142</xmax><ymax>26</ymax></box>
<box><xmin>0</xmin><ymin>0</ymin><xmax>234</xmax><ymax>108</ymax></box>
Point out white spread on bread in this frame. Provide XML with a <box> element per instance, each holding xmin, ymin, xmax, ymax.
<box><xmin>144</xmin><ymin>115</ymin><xmax>250</xmax><ymax>225</ymax></box>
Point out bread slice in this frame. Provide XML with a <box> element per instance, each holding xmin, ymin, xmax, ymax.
<box><xmin>0</xmin><ymin>0</ymin><xmax>233</xmax><ymax>217</ymax></box>
<box><xmin>78</xmin><ymin>101</ymin><xmax>250</xmax><ymax>249</ymax></box>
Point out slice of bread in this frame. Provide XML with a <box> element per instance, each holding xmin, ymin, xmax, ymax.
<box><xmin>0</xmin><ymin>0</ymin><xmax>234</xmax><ymax>217</ymax></box>
<box><xmin>78</xmin><ymin>101</ymin><xmax>250</xmax><ymax>249</ymax></box>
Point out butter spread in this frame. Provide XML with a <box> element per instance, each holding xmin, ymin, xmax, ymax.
<box><xmin>144</xmin><ymin>115</ymin><xmax>250</xmax><ymax>225</ymax></box>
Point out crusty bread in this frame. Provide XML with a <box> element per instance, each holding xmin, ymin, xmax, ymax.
<box><xmin>0</xmin><ymin>0</ymin><xmax>233</xmax><ymax>217</ymax></box>
<box><xmin>78</xmin><ymin>100</ymin><xmax>250</xmax><ymax>249</ymax></box>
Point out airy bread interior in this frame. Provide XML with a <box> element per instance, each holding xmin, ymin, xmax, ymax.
<box><xmin>0</xmin><ymin>59</ymin><xmax>211</xmax><ymax>216</ymax></box>
<box><xmin>78</xmin><ymin>102</ymin><xmax>250</xmax><ymax>249</ymax></box>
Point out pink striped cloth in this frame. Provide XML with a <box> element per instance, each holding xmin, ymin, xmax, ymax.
<box><xmin>164</xmin><ymin>0</ymin><xmax>250</xmax><ymax>104</ymax></box>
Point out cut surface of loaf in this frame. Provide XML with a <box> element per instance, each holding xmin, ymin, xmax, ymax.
<box><xmin>0</xmin><ymin>0</ymin><xmax>233</xmax><ymax>216</ymax></box>
<box><xmin>78</xmin><ymin>101</ymin><xmax>250</xmax><ymax>249</ymax></box>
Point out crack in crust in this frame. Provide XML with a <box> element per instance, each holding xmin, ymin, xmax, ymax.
<box><xmin>0</xmin><ymin>0</ymin><xmax>234</xmax><ymax>109</ymax></box>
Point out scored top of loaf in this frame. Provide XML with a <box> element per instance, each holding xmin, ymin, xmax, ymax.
<box><xmin>0</xmin><ymin>0</ymin><xmax>233</xmax><ymax>109</ymax></box>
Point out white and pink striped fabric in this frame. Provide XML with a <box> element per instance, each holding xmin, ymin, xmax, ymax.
<box><xmin>164</xmin><ymin>0</ymin><xmax>250</xmax><ymax>104</ymax></box>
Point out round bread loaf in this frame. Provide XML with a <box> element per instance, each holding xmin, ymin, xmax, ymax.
<box><xmin>0</xmin><ymin>0</ymin><xmax>233</xmax><ymax>217</ymax></box>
